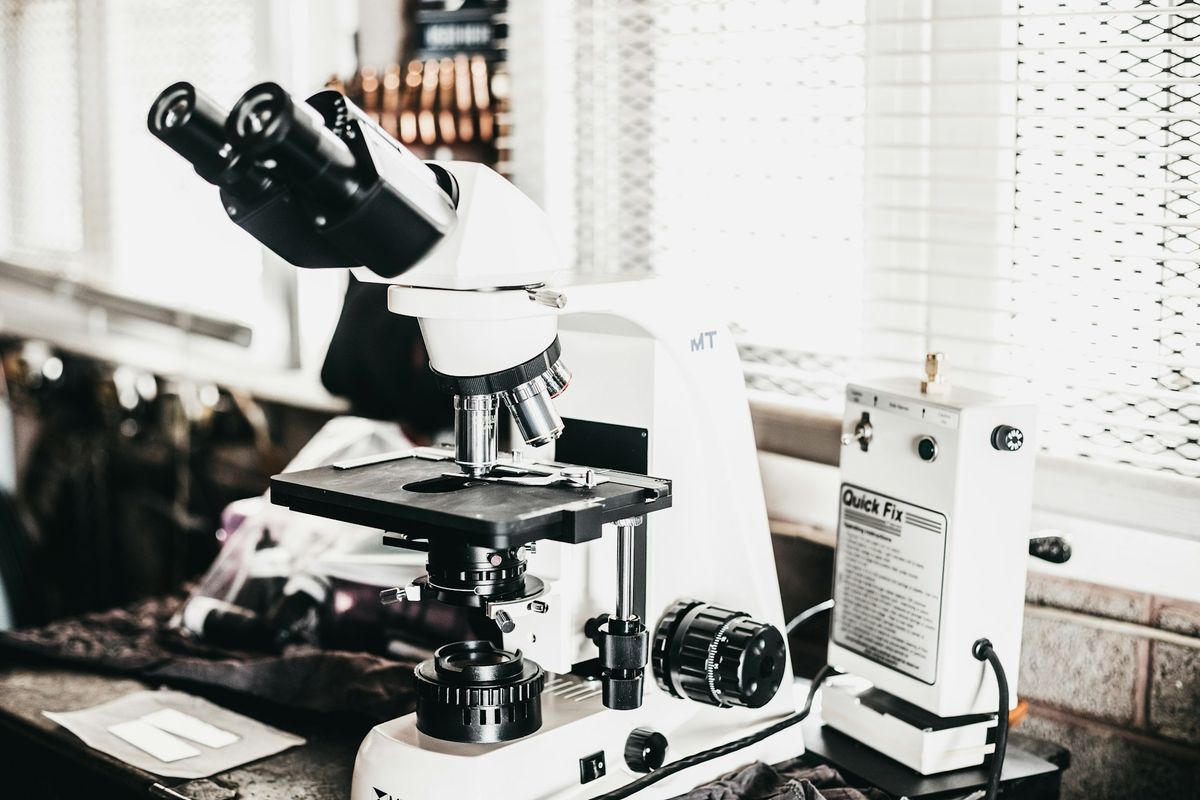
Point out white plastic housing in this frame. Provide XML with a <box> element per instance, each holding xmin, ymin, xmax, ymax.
<box><xmin>352</xmin><ymin>277</ymin><xmax>798</xmax><ymax>800</ymax></box>
<box><xmin>827</xmin><ymin>377</ymin><xmax>1037</xmax><ymax>718</ymax></box>
<box><xmin>353</xmin><ymin>161</ymin><xmax>561</xmax><ymax>291</ymax></box>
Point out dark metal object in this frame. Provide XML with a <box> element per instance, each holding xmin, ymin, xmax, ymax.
<box><xmin>653</xmin><ymin>600</ymin><xmax>787</xmax><ymax>710</ymax></box>
<box><xmin>414</xmin><ymin>641</ymin><xmax>544</xmax><ymax>743</ymax></box>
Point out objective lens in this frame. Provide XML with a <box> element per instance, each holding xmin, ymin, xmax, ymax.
<box><xmin>455</xmin><ymin>394</ymin><xmax>499</xmax><ymax>476</ymax></box>
<box><xmin>501</xmin><ymin>375</ymin><xmax>565</xmax><ymax>448</ymax></box>
<box><xmin>542</xmin><ymin>359</ymin><xmax>572</xmax><ymax>398</ymax></box>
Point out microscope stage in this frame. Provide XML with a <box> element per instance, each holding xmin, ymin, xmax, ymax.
<box><xmin>269</xmin><ymin>448</ymin><xmax>672</xmax><ymax>548</ymax></box>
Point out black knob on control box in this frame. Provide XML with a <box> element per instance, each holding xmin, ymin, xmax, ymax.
<box><xmin>652</xmin><ymin>600</ymin><xmax>787</xmax><ymax>709</ymax></box>
<box><xmin>991</xmin><ymin>425</ymin><xmax>1025</xmax><ymax>452</ymax></box>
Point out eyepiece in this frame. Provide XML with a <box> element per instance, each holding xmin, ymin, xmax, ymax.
<box><xmin>228</xmin><ymin>83</ymin><xmax>294</xmax><ymax>151</ymax></box>
<box><xmin>148</xmin><ymin>82</ymin><xmax>230</xmax><ymax>181</ymax></box>
<box><xmin>227</xmin><ymin>82</ymin><xmax>359</xmax><ymax>211</ymax></box>
<box><xmin>157</xmin><ymin>89</ymin><xmax>192</xmax><ymax>130</ymax></box>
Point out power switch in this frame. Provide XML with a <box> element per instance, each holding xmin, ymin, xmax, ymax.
<box><xmin>991</xmin><ymin>425</ymin><xmax>1024</xmax><ymax>452</ymax></box>
<box><xmin>579</xmin><ymin>751</ymin><xmax>607</xmax><ymax>784</ymax></box>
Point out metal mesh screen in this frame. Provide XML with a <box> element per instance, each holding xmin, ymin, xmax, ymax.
<box><xmin>567</xmin><ymin>0</ymin><xmax>1200</xmax><ymax>479</ymax></box>
<box><xmin>1015</xmin><ymin>0</ymin><xmax>1200</xmax><ymax>477</ymax></box>
<box><xmin>0</xmin><ymin>0</ymin><xmax>84</xmax><ymax>258</ymax></box>
<box><xmin>571</xmin><ymin>0</ymin><xmax>868</xmax><ymax>409</ymax></box>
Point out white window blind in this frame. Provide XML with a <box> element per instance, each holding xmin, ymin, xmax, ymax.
<box><xmin>0</xmin><ymin>0</ymin><xmax>265</xmax><ymax>321</ymax></box>
<box><xmin>572</xmin><ymin>0</ymin><xmax>868</xmax><ymax>407</ymax></box>
<box><xmin>566</xmin><ymin>0</ymin><xmax>1200</xmax><ymax>481</ymax></box>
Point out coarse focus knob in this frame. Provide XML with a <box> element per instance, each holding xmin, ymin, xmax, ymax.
<box><xmin>652</xmin><ymin>599</ymin><xmax>787</xmax><ymax>709</ymax></box>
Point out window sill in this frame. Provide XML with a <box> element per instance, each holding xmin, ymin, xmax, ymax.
<box><xmin>0</xmin><ymin>281</ymin><xmax>346</xmax><ymax>415</ymax></box>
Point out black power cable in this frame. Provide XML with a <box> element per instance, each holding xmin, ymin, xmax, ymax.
<box><xmin>971</xmin><ymin>638</ymin><xmax>1010</xmax><ymax>800</ymax></box>
<box><xmin>587</xmin><ymin>664</ymin><xmax>838</xmax><ymax>800</ymax></box>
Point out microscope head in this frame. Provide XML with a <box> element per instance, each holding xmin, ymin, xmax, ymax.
<box><xmin>148</xmin><ymin>81</ymin><xmax>570</xmax><ymax>475</ymax></box>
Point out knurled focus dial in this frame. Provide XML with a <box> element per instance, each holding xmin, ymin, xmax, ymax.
<box><xmin>414</xmin><ymin>640</ymin><xmax>544</xmax><ymax>743</ymax></box>
<box><xmin>652</xmin><ymin>599</ymin><xmax>787</xmax><ymax>709</ymax></box>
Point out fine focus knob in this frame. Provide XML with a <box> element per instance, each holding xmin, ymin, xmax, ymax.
<box><xmin>652</xmin><ymin>600</ymin><xmax>787</xmax><ymax>709</ymax></box>
<box><xmin>414</xmin><ymin>641</ymin><xmax>544</xmax><ymax>743</ymax></box>
<box><xmin>624</xmin><ymin>727</ymin><xmax>669</xmax><ymax>773</ymax></box>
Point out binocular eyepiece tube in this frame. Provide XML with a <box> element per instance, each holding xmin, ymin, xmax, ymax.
<box><xmin>148</xmin><ymin>82</ymin><xmax>270</xmax><ymax>198</ymax></box>
<box><xmin>146</xmin><ymin>79</ymin><xmax>457</xmax><ymax>278</ymax></box>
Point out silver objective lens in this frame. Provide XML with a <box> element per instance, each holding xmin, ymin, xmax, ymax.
<box><xmin>455</xmin><ymin>394</ymin><xmax>499</xmax><ymax>477</ymax></box>
<box><xmin>542</xmin><ymin>359</ymin><xmax>572</xmax><ymax>398</ymax></box>
<box><xmin>501</xmin><ymin>374</ymin><xmax>565</xmax><ymax>448</ymax></box>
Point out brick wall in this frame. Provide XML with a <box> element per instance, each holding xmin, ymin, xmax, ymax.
<box><xmin>771</xmin><ymin>533</ymin><xmax>1200</xmax><ymax>800</ymax></box>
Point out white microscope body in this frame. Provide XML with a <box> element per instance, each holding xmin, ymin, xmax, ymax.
<box><xmin>349</xmin><ymin>163</ymin><xmax>797</xmax><ymax>800</ymax></box>
<box><xmin>148</xmin><ymin>81</ymin><xmax>800</xmax><ymax>800</ymax></box>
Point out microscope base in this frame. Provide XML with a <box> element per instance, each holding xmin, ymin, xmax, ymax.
<box><xmin>821</xmin><ymin>678</ymin><xmax>996</xmax><ymax>775</ymax></box>
<box><xmin>351</xmin><ymin>677</ymin><xmax>803</xmax><ymax>800</ymax></box>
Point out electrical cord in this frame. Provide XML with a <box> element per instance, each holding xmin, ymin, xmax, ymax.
<box><xmin>972</xmin><ymin>638</ymin><xmax>1010</xmax><ymax>800</ymax></box>
<box><xmin>785</xmin><ymin>598</ymin><xmax>834</xmax><ymax>634</ymax></box>
<box><xmin>587</xmin><ymin>664</ymin><xmax>839</xmax><ymax>800</ymax></box>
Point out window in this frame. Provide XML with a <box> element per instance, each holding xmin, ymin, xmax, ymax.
<box><xmin>558</xmin><ymin>0</ymin><xmax>1200</xmax><ymax>482</ymax></box>
<box><xmin>570</xmin><ymin>0</ymin><xmax>867</xmax><ymax>407</ymax></box>
<box><xmin>0</xmin><ymin>0</ymin><xmax>354</xmax><ymax>372</ymax></box>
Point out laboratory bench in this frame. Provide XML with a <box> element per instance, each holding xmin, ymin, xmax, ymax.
<box><xmin>0</xmin><ymin>656</ymin><xmax>1067</xmax><ymax>800</ymax></box>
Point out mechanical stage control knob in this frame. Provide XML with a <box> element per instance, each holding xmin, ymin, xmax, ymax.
<box><xmin>652</xmin><ymin>599</ymin><xmax>787</xmax><ymax>709</ymax></box>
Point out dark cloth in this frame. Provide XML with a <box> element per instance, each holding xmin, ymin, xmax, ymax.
<box><xmin>320</xmin><ymin>276</ymin><xmax>451</xmax><ymax>434</ymax></box>
<box><xmin>674</xmin><ymin>761</ymin><xmax>886</xmax><ymax>800</ymax></box>
<box><xmin>0</xmin><ymin>593</ymin><xmax>418</xmax><ymax>722</ymax></box>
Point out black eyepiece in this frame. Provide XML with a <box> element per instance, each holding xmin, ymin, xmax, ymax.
<box><xmin>148</xmin><ymin>82</ymin><xmax>229</xmax><ymax>181</ymax></box>
<box><xmin>227</xmin><ymin>82</ymin><xmax>359</xmax><ymax>212</ymax></box>
<box><xmin>228</xmin><ymin>82</ymin><xmax>295</xmax><ymax>152</ymax></box>
<box><xmin>148</xmin><ymin>81</ymin><xmax>271</xmax><ymax>199</ymax></box>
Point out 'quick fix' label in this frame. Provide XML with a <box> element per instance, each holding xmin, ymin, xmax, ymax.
<box><xmin>832</xmin><ymin>484</ymin><xmax>947</xmax><ymax>684</ymax></box>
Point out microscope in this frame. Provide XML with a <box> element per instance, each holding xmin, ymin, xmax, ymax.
<box><xmin>148</xmin><ymin>81</ymin><xmax>797</xmax><ymax>799</ymax></box>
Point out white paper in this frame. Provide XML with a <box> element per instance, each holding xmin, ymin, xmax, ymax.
<box><xmin>44</xmin><ymin>689</ymin><xmax>306</xmax><ymax>779</ymax></box>
<box><xmin>107</xmin><ymin>720</ymin><xmax>201</xmax><ymax>763</ymax></box>
<box><xmin>140</xmin><ymin>708</ymin><xmax>240</xmax><ymax>748</ymax></box>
